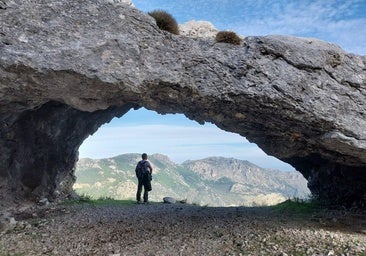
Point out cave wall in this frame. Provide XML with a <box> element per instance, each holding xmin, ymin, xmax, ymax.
<box><xmin>0</xmin><ymin>0</ymin><xmax>366</xmax><ymax>206</ymax></box>
<box><xmin>0</xmin><ymin>100</ymin><xmax>135</xmax><ymax>202</ymax></box>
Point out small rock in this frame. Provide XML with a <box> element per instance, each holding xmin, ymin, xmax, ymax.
<box><xmin>354</xmin><ymin>245</ymin><xmax>365</xmax><ymax>252</ymax></box>
<box><xmin>38</xmin><ymin>198</ymin><xmax>50</xmax><ymax>206</ymax></box>
<box><xmin>0</xmin><ymin>221</ymin><xmax>7</xmax><ymax>232</ymax></box>
<box><xmin>2</xmin><ymin>212</ymin><xmax>12</xmax><ymax>219</ymax></box>
<box><xmin>163</xmin><ymin>197</ymin><xmax>176</xmax><ymax>204</ymax></box>
<box><xmin>327</xmin><ymin>249</ymin><xmax>335</xmax><ymax>255</ymax></box>
<box><xmin>0</xmin><ymin>215</ymin><xmax>17</xmax><ymax>233</ymax></box>
<box><xmin>9</xmin><ymin>217</ymin><xmax>17</xmax><ymax>226</ymax></box>
<box><xmin>179</xmin><ymin>199</ymin><xmax>187</xmax><ymax>204</ymax></box>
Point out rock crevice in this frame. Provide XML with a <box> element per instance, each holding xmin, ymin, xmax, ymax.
<box><xmin>0</xmin><ymin>0</ymin><xmax>366</xmax><ymax>205</ymax></box>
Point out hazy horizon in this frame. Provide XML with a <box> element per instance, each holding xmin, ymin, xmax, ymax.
<box><xmin>79</xmin><ymin>108</ymin><xmax>297</xmax><ymax>172</ymax></box>
<box><xmin>78</xmin><ymin>150</ymin><xmax>298</xmax><ymax>173</ymax></box>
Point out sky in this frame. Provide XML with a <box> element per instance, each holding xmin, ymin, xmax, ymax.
<box><xmin>78</xmin><ymin>0</ymin><xmax>366</xmax><ymax>172</ymax></box>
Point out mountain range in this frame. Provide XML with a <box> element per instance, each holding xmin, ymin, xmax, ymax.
<box><xmin>74</xmin><ymin>153</ymin><xmax>310</xmax><ymax>206</ymax></box>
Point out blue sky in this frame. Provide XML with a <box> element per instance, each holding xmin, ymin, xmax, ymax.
<box><xmin>78</xmin><ymin>0</ymin><xmax>366</xmax><ymax>172</ymax></box>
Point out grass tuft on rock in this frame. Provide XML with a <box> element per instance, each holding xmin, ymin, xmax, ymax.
<box><xmin>215</xmin><ymin>31</ymin><xmax>241</xmax><ymax>45</ymax></box>
<box><xmin>148</xmin><ymin>10</ymin><xmax>179</xmax><ymax>35</ymax></box>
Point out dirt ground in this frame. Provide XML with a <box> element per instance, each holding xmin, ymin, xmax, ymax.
<box><xmin>1</xmin><ymin>201</ymin><xmax>366</xmax><ymax>256</ymax></box>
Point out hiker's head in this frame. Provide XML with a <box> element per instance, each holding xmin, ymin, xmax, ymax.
<box><xmin>142</xmin><ymin>153</ymin><xmax>148</xmax><ymax>160</ymax></box>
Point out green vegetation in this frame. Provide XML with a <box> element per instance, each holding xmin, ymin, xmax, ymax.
<box><xmin>76</xmin><ymin>168</ymin><xmax>104</xmax><ymax>183</ymax></box>
<box><xmin>215</xmin><ymin>31</ymin><xmax>242</xmax><ymax>45</ymax></box>
<box><xmin>148</xmin><ymin>10</ymin><xmax>179</xmax><ymax>35</ymax></box>
<box><xmin>64</xmin><ymin>195</ymin><xmax>135</xmax><ymax>206</ymax></box>
<box><xmin>272</xmin><ymin>198</ymin><xmax>319</xmax><ymax>215</ymax></box>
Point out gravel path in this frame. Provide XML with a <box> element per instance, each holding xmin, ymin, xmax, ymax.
<box><xmin>1</xmin><ymin>202</ymin><xmax>366</xmax><ymax>256</ymax></box>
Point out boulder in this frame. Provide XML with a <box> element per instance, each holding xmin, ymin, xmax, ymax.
<box><xmin>0</xmin><ymin>0</ymin><xmax>365</xmax><ymax>206</ymax></box>
<box><xmin>179</xmin><ymin>20</ymin><xmax>219</xmax><ymax>39</ymax></box>
<box><xmin>163</xmin><ymin>197</ymin><xmax>177</xmax><ymax>204</ymax></box>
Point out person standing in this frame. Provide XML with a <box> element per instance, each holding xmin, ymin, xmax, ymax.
<box><xmin>135</xmin><ymin>153</ymin><xmax>153</xmax><ymax>204</ymax></box>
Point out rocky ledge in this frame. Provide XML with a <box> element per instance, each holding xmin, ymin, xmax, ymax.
<box><xmin>0</xmin><ymin>0</ymin><xmax>366</xmax><ymax>206</ymax></box>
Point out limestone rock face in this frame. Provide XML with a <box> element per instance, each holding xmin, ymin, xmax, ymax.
<box><xmin>106</xmin><ymin>0</ymin><xmax>134</xmax><ymax>7</ymax></box>
<box><xmin>179</xmin><ymin>20</ymin><xmax>219</xmax><ymax>39</ymax></box>
<box><xmin>0</xmin><ymin>0</ymin><xmax>366</xmax><ymax>206</ymax></box>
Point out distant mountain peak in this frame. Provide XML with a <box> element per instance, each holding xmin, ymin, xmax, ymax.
<box><xmin>75</xmin><ymin>153</ymin><xmax>310</xmax><ymax>206</ymax></box>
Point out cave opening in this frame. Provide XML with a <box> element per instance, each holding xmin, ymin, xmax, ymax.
<box><xmin>74</xmin><ymin>107</ymin><xmax>309</xmax><ymax>207</ymax></box>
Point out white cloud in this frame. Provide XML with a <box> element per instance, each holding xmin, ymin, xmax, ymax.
<box><xmin>218</xmin><ymin>0</ymin><xmax>366</xmax><ymax>55</ymax></box>
<box><xmin>324</xmin><ymin>18</ymin><xmax>366</xmax><ymax>54</ymax></box>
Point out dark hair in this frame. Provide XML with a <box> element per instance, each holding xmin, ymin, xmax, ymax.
<box><xmin>148</xmin><ymin>10</ymin><xmax>179</xmax><ymax>35</ymax></box>
<box><xmin>142</xmin><ymin>153</ymin><xmax>148</xmax><ymax>159</ymax></box>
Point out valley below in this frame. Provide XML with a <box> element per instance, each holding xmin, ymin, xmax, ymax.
<box><xmin>74</xmin><ymin>153</ymin><xmax>310</xmax><ymax>207</ymax></box>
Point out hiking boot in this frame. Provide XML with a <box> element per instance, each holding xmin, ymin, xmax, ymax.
<box><xmin>143</xmin><ymin>201</ymin><xmax>149</xmax><ymax>204</ymax></box>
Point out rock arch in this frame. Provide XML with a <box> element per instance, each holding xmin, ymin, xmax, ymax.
<box><xmin>1</xmin><ymin>0</ymin><xmax>365</xmax><ymax>206</ymax></box>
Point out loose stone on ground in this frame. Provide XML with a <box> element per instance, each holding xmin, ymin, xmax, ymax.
<box><xmin>0</xmin><ymin>202</ymin><xmax>365</xmax><ymax>255</ymax></box>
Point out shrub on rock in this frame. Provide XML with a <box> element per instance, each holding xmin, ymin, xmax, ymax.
<box><xmin>215</xmin><ymin>31</ymin><xmax>241</xmax><ymax>45</ymax></box>
<box><xmin>148</xmin><ymin>10</ymin><xmax>179</xmax><ymax>35</ymax></box>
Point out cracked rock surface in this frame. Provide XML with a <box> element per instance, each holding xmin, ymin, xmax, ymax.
<box><xmin>0</xmin><ymin>0</ymin><xmax>366</xmax><ymax>206</ymax></box>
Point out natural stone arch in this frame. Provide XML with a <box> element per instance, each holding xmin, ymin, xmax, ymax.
<box><xmin>1</xmin><ymin>0</ymin><xmax>365</xmax><ymax>206</ymax></box>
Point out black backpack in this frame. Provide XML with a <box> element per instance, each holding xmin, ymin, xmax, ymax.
<box><xmin>135</xmin><ymin>160</ymin><xmax>149</xmax><ymax>179</ymax></box>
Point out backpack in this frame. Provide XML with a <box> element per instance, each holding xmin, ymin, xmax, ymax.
<box><xmin>135</xmin><ymin>160</ymin><xmax>149</xmax><ymax>179</ymax></box>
